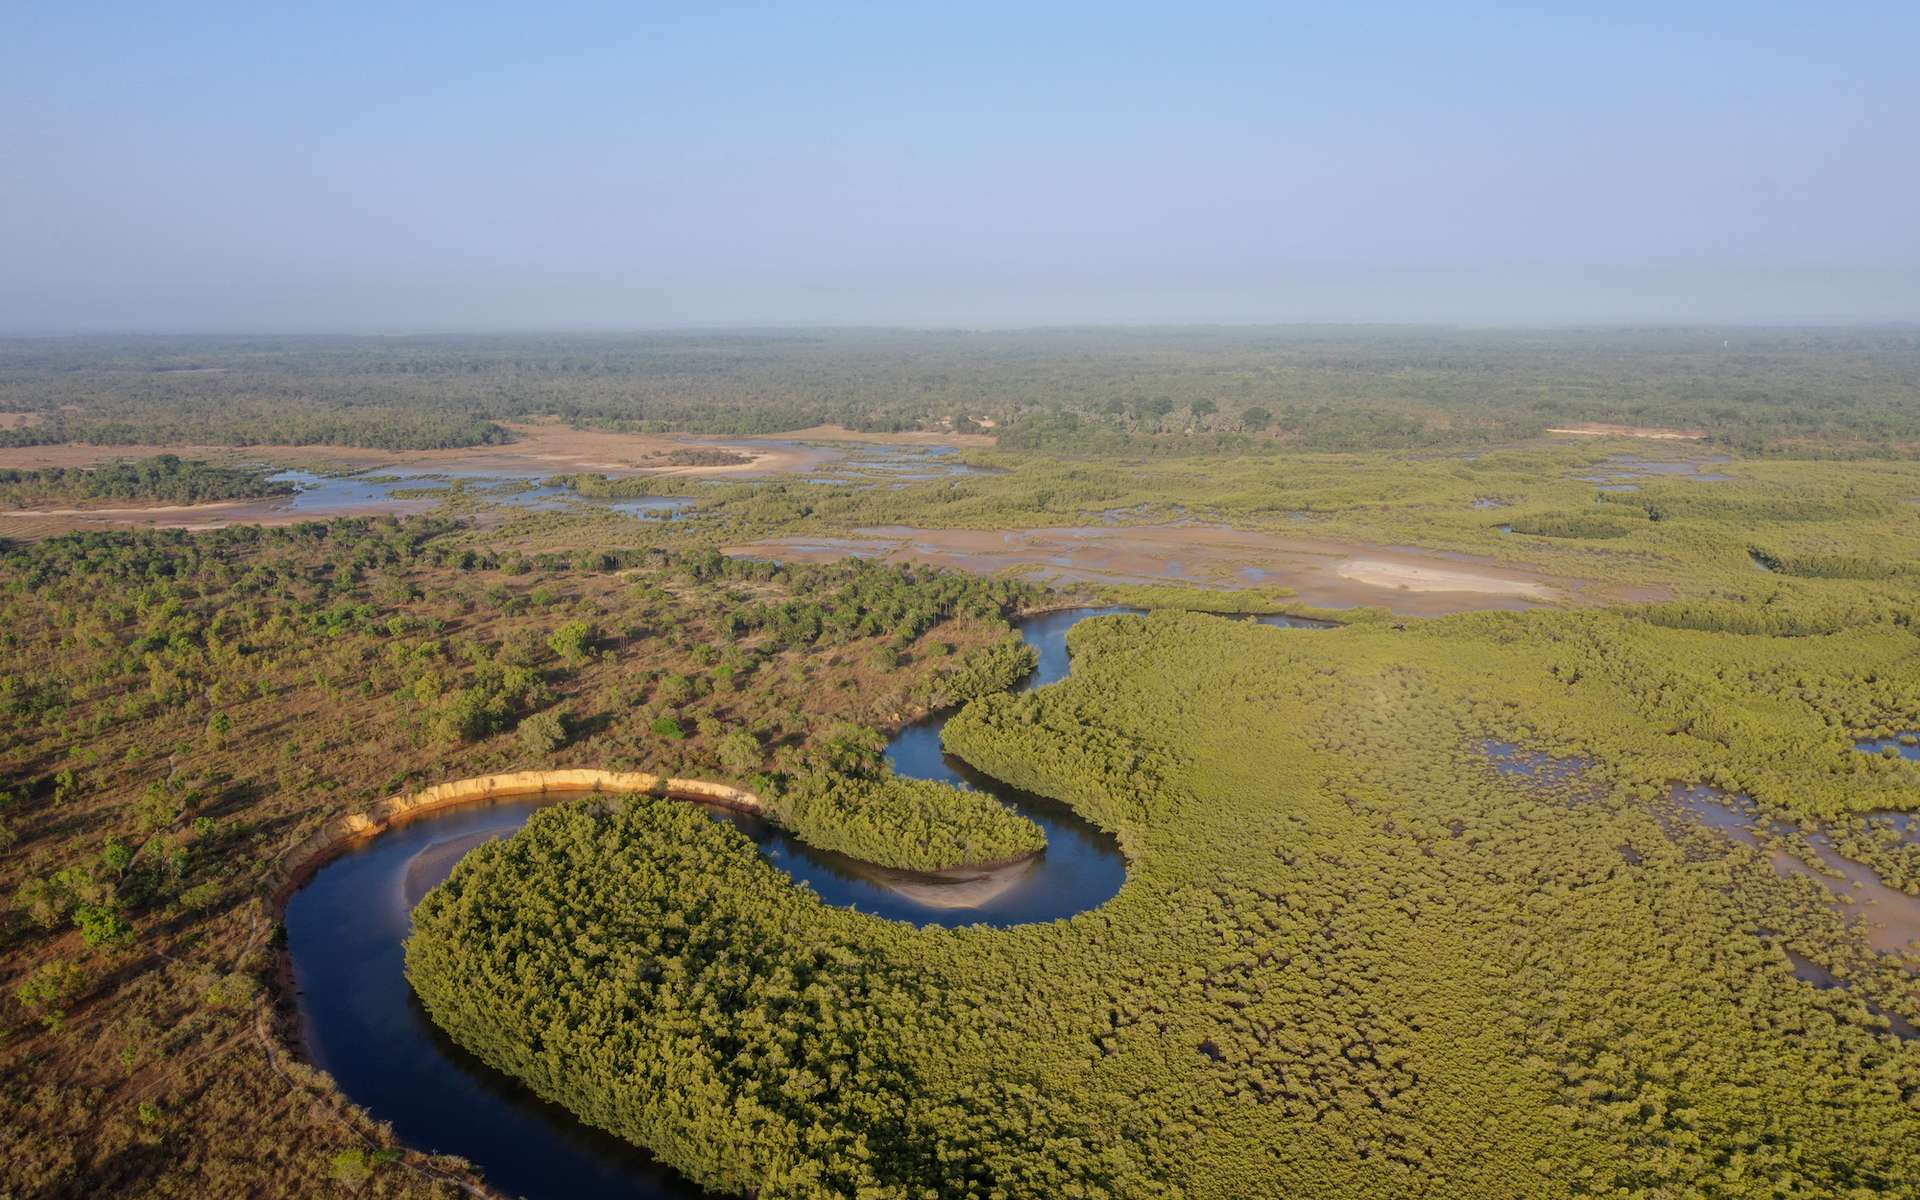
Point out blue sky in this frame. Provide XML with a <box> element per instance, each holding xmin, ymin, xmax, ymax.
<box><xmin>4</xmin><ymin>2</ymin><xmax>1917</xmax><ymax>330</ymax></box>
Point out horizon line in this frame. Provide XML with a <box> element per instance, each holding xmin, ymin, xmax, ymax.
<box><xmin>5</xmin><ymin>317</ymin><xmax>1920</xmax><ymax>340</ymax></box>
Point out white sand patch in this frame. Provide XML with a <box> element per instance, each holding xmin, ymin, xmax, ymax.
<box><xmin>1335</xmin><ymin>559</ymin><xmax>1556</xmax><ymax>598</ymax></box>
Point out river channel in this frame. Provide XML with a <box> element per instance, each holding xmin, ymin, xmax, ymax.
<box><xmin>285</xmin><ymin>607</ymin><xmax>1337</xmax><ymax>1197</ymax></box>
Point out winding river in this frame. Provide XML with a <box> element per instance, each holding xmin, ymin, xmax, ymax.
<box><xmin>284</xmin><ymin>607</ymin><xmax>1332</xmax><ymax>1198</ymax></box>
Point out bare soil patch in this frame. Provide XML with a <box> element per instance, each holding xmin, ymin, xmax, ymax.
<box><xmin>0</xmin><ymin>441</ymin><xmax>258</xmax><ymax>469</ymax></box>
<box><xmin>1547</xmin><ymin>422</ymin><xmax>1706</xmax><ymax>440</ymax></box>
<box><xmin>0</xmin><ymin>494</ymin><xmax>439</xmax><ymax>536</ymax></box>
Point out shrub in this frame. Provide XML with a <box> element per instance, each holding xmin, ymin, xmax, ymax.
<box><xmin>517</xmin><ymin>710</ymin><xmax>569</xmax><ymax>755</ymax></box>
<box><xmin>14</xmin><ymin>959</ymin><xmax>84</xmax><ymax>1030</ymax></box>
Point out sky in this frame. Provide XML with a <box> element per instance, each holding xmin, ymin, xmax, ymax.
<box><xmin>4</xmin><ymin>1</ymin><xmax>1918</xmax><ymax>331</ymax></box>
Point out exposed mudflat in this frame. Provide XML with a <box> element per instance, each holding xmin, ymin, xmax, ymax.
<box><xmin>365</xmin><ymin>424</ymin><xmax>847</xmax><ymax>479</ymax></box>
<box><xmin>0</xmin><ymin>422</ymin><xmax>989</xmax><ymax>480</ymax></box>
<box><xmin>0</xmin><ymin>424</ymin><xmax>849</xmax><ymax>534</ymax></box>
<box><xmin>0</xmin><ymin>424</ymin><xmax>1006</xmax><ymax>535</ymax></box>
<box><xmin>730</xmin><ymin>524</ymin><xmax>1636</xmax><ymax>614</ymax></box>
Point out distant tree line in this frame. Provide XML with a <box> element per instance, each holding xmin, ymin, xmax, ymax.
<box><xmin>5</xmin><ymin>325</ymin><xmax>1919</xmax><ymax>454</ymax></box>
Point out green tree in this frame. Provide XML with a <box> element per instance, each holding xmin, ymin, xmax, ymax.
<box><xmin>100</xmin><ymin>837</ymin><xmax>133</xmax><ymax>878</ymax></box>
<box><xmin>650</xmin><ymin>715</ymin><xmax>686</xmax><ymax>740</ymax></box>
<box><xmin>717</xmin><ymin>730</ymin><xmax>762</xmax><ymax>776</ymax></box>
<box><xmin>810</xmin><ymin>721</ymin><xmax>886</xmax><ymax>775</ymax></box>
<box><xmin>433</xmin><ymin>687</ymin><xmax>507</xmax><ymax>743</ymax></box>
<box><xmin>14</xmin><ymin>959</ymin><xmax>84</xmax><ymax>1030</ymax></box>
<box><xmin>328</xmin><ymin>1148</ymin><xmax>372</xmax><ymax>1191</ymax></box>
<box><xmin>75</xmin><ymin>902</ymin><xmax>134</xmax><ymax>949</ymax></box>
<box><xmin>547</xmin><ymin>620</ymin><xmax>599</xmax><ymax>666</ymax></box>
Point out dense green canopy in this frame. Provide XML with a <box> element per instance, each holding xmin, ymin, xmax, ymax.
<box><xmin>410</xmin><ymin>609</ymin><xmax>1920</xmax><ymax>1198</ymax></box>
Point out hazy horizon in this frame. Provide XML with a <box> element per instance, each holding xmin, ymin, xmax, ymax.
<box><xmin>7</xmin><ymin>3</ymin><xmax>1917</xmax><ymax>333</ymax></box>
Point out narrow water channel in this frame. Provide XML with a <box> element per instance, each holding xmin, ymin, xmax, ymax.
<box><xmin>1673</xmin><ymin>783</ymin><xmax>1920</xmax><ymax>956</ymax></box>
<box><xmin>286</xmin><ymin>606</ymin><xmax>1329</xmax><ymax>1198</ymax></box>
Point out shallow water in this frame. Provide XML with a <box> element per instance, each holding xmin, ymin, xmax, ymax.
<box><xmin>1865</xmin><ymin>811</ymin><xmax>1919</xmax><ymax>845</ymax></box>
<box><xmin>1778</xmin><ymin>947</ymin><xmax>1918</xmax><ymax>1038</ymax></box>
<box><xmin>1480</xmin><ymin>740</ymin><xmax>1594</xmax><ymax>789</ymax></box>
<box><xmin>1673</xmin><ymin>783</ymin><xmax>1920</xmax><ymax>954</ymax></box>
<box><xmin>1571</xmin><ymin>455</ymin><xmax>1734</xmax><ymax>488</ymax></box>
<box><xmin>1252</xmin><ymin>613</ymin><xmax>1341</xmax><ymax>630</ymax></box>
<box><xmin>266</xmin><ymin>469</ymin><xmax>445</xmax><ymax>512</ymax></box>
<box><xmin>1518</xmin><ymin>775</ymin><xmax>1920</xmax><ymax>1038</ymax></box>
<box><xmin>794</xmin><ymin>443</ymin><xmax>993</xmax><ymax>487</ymax></box>
<box><xmin>267</xmin><ymin>468</ymin><xmax>693</xmax><ymax>521</ymax></box>
<box><xmin>1856</xmin><ymin>733</ymin><xmax>1920</xmax><ymax>761</ymax></box>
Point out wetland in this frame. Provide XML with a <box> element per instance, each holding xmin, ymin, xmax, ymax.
<box><xmin>7</xmin><ymin>328</ymin><xmax>1920</xmax><ymax>1200</ymax></box>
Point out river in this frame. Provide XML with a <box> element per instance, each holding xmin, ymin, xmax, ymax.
<box><xmin>286</xmin><ymin>607</ymin><xmax>1343</xmax><ymax>1197</ymax></box>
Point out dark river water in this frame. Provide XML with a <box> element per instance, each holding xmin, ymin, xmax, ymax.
<box><xmin>282</xmin><ymin>606</ymin><xmax>1331</xmax><ymax>1198</ymax></box>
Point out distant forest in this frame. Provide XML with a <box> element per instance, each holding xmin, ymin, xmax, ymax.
<box><xmin>1</xmin><ymin>327</ymin><xmax>1917</xmax><ymax>454</ymax></box>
